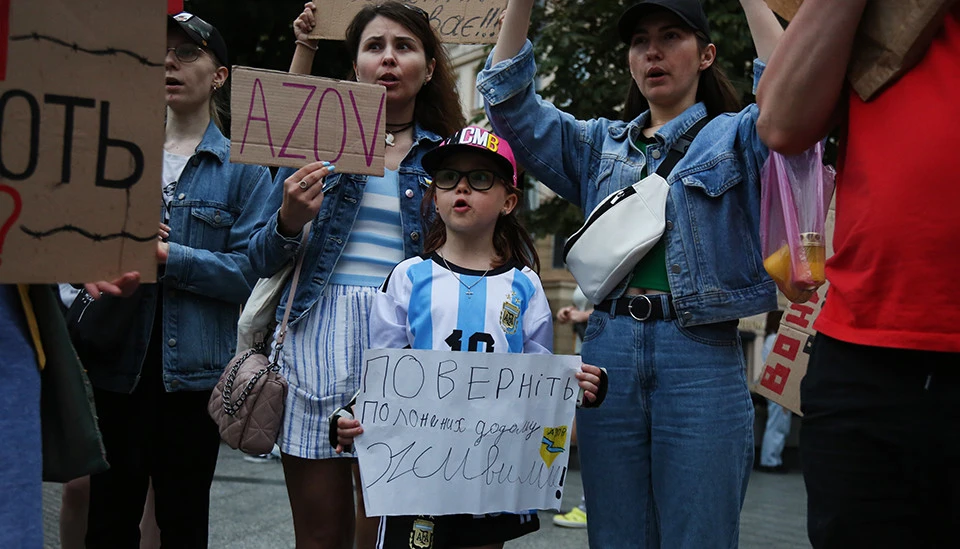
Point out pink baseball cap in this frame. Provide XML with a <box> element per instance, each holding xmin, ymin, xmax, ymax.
<box><xmin>421</xmin><ymin>126</ymin><xmax>518</xmax><ymax>188</ymax></box>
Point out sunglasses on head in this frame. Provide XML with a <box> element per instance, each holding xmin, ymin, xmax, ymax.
<box><xmin>401</xmin><ymin>3</ymin><xmax>430</xmax><ymax>21</ymax></box>
<box><xmin>167</xmin><ymin>43</ymin><xmax>206</xmax><ymax>63</ymax></box>
<box><xmin>432</xmin><ymin>169</ymin><xmax>508</xmax><ymax>192</ymax></box>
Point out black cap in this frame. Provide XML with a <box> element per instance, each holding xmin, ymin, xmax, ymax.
<box><xmin>618</xmin><ymin>0</ymin><xmax>711</xmax><ymax>44</ymax></box>
<box><xmin>169</xmin><ymin>12</ymin><xmax>229</xmax><ymax>67</ymax></box>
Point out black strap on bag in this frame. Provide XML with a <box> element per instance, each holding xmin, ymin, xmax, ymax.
<box><xmin>653</xmin><ymin>116</ymin><xmax>709</xmax><ymax>179</ymax></box>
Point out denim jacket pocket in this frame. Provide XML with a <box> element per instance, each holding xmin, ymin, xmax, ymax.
<box><xmin>191</xmin><ymin>205</ymin><xmax>236</xmax><ymax>228</ymax></box>
<box><xmin>678</xmin><ymin>154</ymin><xmax>741</xmax><ymax>197</ymax></box>
<box><xmin>188</xmin><ymin>205</ymin><xmax>236</xmax><ymax>249</ymax></box>
<box><xmin>591</xmin><ymin>157</ymin><xmax>645</xmax><ymax>208</ymax></box>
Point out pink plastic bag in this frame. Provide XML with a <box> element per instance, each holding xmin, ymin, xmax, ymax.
<box><xmin>760</xmin><ymin>142</ymin><xmax>836</xmax><ymax>303</ymax></box>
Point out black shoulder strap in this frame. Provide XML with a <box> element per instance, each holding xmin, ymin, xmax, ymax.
<box><xmin>654</xmin><ymin>116</ymin><xmax>709</xmax><ymax>179</ymax></box>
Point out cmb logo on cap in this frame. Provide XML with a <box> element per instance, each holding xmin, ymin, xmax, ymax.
<box><xmin>449</xmin><ymin>126</ymin><xmax>500</xmax><ymax>153</ymax></box>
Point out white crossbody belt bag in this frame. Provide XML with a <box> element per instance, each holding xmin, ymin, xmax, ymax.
<box><xmin>563</xmin><ymin>118</ymin><xmax>707</xmax><ymax>304</ymax></box>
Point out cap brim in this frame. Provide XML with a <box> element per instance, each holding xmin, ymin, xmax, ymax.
<box><xmin>421</xmin><ymin>145</ymin><xmax>516</xmax><ymax>186</ymax></box>
<box><xmin>617</xmin><ymin>2</ymin><xmax>706</xmax><ymax>44</ymax></box>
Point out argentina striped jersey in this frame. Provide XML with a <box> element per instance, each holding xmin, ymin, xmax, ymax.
<box><xmin>369</xmin><ymin>253</ymin><xmax>553</xmax><ymax>355</ymax></box>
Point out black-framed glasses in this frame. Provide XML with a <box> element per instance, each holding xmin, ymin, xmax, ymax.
<box><xmin>166</xmin><ymin>43</ymin><xmax>206</xmax><ymax>63</ymax></box>
<box><xmin>432</xmin><ymin>169</ymin><xmax>505</xmax><ymax>191</ymax></box>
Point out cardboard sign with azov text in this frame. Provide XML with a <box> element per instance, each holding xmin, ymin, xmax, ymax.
<box><xmin>309</xmin><ymin>0</ymin><xmax>507</xmax><ymax>44</ymax></box>
<box><xmin>0</xmin><ymin>0</ymin><xmax>164</xmax><ymax>282</ymax></box>
<box><xmin>230</xmin><ymin>67</ymin><xmax>386</xmax><ymax>176</ymax></box>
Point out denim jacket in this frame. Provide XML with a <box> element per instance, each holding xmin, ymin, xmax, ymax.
<box><xmin>478</xmin><ymin>40</ymin><xmax>777</xmax><ymax>326</ymax></box>
<box><xmin>87</xmin><ymin>121</ymin><xmax>271</xmax><ymax>393</ymax></box>
<box><xmin>247</xmin><ymin>124</ymin><xmax>442</xmax><ymax>325</ymax></box>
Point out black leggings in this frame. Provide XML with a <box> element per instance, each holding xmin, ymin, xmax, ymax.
<box><xmin>85</xmin><ymin>331</ymin><xmax>221</xmax><ymax>549</ymax></box>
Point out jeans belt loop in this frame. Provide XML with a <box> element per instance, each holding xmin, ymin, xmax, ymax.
<box><xmin>628</xmin><ymin>294</ymin><xmax>653</xmax><ymax>321</ymax></box>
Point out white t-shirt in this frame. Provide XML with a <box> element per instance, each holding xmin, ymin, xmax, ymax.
<box><xmin>162</xmin><ymin>150</ymin><xmax>191</xmax><ymax>223</ymax></box>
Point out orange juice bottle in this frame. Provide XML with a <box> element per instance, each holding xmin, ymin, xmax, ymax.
<box><xmin>801</xmin><ymin>232</ymin><xmax>825</xmax><ymax>286</ymax></box>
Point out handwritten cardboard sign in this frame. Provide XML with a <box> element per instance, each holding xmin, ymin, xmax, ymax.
<box><xmin>310</xmin><ymin>0</ymin><xmax>507</xmax><ymax>44</ymax></box>
<box><xmin>230</xmin><ymin>67</ymin><xmax>386</xmax><ymax>176</ymax></box>
<box><xmin>355</xmin><ymin>349</ymin><xmax>582</xmax><ymax>516</ymax></box>
<box><xmin>0</xmin><ymin>0</ymin><xmax>164</xmax><ymax>283</ymax></box>
<box><xmin>763</xmin><ymin>0</ymin><xmax>957</xmax><ymax>101</ymax></box>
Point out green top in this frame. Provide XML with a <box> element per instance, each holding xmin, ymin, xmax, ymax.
<box><xmin>628</xmin><ymin>136</ymin><xmax>671</xmax><ymax>292</ymax></box>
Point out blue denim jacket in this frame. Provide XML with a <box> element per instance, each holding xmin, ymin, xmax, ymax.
<box><xmin>247</xmin><ymin>125</ymin><xmax>442</xmax><ymax>325</ymax></box>
<box><xmin>478</xmin><ymin>40</ymin><xmax>777</xmax><ymax>326</ymax></box>
<box><xmin>87</xmin><ymin>121</ymin><xmax>271</xmax><ymax>393</ymax></box>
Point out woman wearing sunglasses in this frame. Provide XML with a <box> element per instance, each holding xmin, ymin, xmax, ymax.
<box><xmin>246</xmin><ymin>3</ymin><xmax>466</xmax><ymax>548</ymax></box>
<box><xmin>78</xmin><ymin>12</ymin><xmax>272</xmax><ymax>548</ymax></box>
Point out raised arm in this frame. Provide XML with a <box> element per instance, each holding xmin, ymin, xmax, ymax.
<box><xmin>491</xmin><ymin>0</ymin><xmax>534</xmax><ymax>65</ymax></box>
<box><xmin>289</xmin><ymin>2</ymin><xmax>318</xmax><ymax>75</ymax></box>
<box><xmin>756</xmin><ymin>0</ymin><xmax>869</xmax><ymax>154</ymax></box>
<box><xmin>740</xmin><ymin>0</ymin><xmax>783</xmax><ymax>63</ymax></box>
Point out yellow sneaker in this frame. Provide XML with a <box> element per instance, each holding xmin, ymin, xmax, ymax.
<box><xmin>552</xmin><ymin>506</ymin><xmax>587</xmax><ymax>528</ymax></box>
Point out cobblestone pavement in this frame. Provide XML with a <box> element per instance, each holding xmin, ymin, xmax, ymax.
<box><xmin>42</xmin><ymin>444</ymin><xmax>809</xmax><ymax>548</ymax></box>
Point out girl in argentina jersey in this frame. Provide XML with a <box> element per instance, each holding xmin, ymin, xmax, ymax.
<box><xmin>335</xmin><ymin>126</ymin><xmax>606</xmax><ymax>549</ymax></box>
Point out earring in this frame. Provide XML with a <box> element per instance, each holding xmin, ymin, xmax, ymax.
<box><xmin>212</xmin><ymin>82</ymin><xmax>220</xmax><ymax>91</ymax></box>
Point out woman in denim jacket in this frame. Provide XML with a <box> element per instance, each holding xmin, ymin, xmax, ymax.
<box><xmin>480</xmin><ymin>0</ymin><xmax>782</xmax><ymax>547</ymax></box>
<box><xmin>79</xmin><ymin>13</ymin><xmax>272</xmax><ymax>549</ymax></box>
<box><xmin>246</xmin><ymin>3</ymin><xmax>465</xmax><ymax>548</ymax></box>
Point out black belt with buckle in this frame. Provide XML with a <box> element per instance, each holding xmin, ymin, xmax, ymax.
<box><xmin>594</xmin><ymin>294</ymin><xmax>676</xmax><ymax>322</ymax></box>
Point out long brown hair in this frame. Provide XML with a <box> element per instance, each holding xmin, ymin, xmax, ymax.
<box><xmin>420</xmin><ymin>181</ymin><xmax>541</xmax><ymax>273</ymax></box>
<box><xmin>623</xmin><ymin>34</ymin><xmax>741</xmax><ymax>122</ymax></box>
<box><xmin>344</xmin><ymin>1</ymin><xmax>465</xmax><ymax>137</ymax></box>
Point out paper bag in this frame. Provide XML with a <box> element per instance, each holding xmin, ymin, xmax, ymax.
<box><xmin>763</xmin><ymin>0</ymin><xmax>958</xmax><ymax>101</ymax></box>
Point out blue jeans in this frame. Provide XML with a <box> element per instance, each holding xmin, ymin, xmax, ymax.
<box><xmin>760</xmin><ymin>399</ymin><xmax>791</xmax><ymax>467</ymax></box>
<box><xmin>577</xmin><ymin>303</ymin><xmax>754</xmax><ymax>548</ymax></box>
<box><xmin>0</xmin><ymin>286</ymin><xmax>42</xmax><ymax>549</ymax></box>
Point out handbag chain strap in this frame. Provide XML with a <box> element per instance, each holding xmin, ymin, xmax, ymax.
<box><xmin>653</xmin><ymin>116</ymin><xmax>709</xmax><ymax>179</ymax></box>
<box><xmin>221</xmin><ymin>223</ymin><xmax>313</xmax><ymax>416</ymax></box>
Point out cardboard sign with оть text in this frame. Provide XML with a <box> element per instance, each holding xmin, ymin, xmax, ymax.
<box><xmin>230</xmin><ymin>67</ymin><xmax>386</xmax><ymax>176</ymax></box>
<box><xmin>309</xmin><ymin>0</ymin><xmax>507</xmax><ymax>44</ymax></box>
<box><xmin>0</xmin><ymin>0</ymin><xmax>163</xmax><ymax>283</ymax></box>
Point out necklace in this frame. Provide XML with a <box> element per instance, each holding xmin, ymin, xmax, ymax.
<box><xmin>438</xmin><ymin>251</ymin><xmax>490</xmax><ymax>298</ymax></box>
<box><xmin>385</xmin><ymin>120</ymin><xmax>414</xmax><ymax>147</ymax></box>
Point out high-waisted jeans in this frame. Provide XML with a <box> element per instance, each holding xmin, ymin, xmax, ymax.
<box><xmin>576</xmin><ymin>300</ymin><xmax>754</xmax><ymax>549</ymax></box>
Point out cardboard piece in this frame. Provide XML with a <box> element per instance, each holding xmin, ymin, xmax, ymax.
<box><xmin>230</xmin><ymin>67</ymin><xmax>386</xmax><ymax>176</ymax></box>
<box><xmin>0</xmin><ymin>0</ymin><xmax>164</xmax><ymax>283</ymax></box>
<box><xmin>763</xmin><ymin>0</ymin><xmax>958</xmax><ymax>101</ymax></box>
<box><xmin>310</xmin><ymin>0</ymin><xmax>507</xmax><ymax>44</ymax></box>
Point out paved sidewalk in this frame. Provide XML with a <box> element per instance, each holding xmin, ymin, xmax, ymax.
<box><xmin>42</xmin><ymin>444</ymin><xmax>809</xmax><ymax>548</ymax></box>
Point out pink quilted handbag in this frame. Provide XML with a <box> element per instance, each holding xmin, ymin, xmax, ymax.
<box><xmin>208</xmin><ymin>348</ymin><xmax>288</xmax><ymax>455</ymax></box>
<box><xmin>208</xmin><ymin>224</ymin><xmax>311</xmax><ymax>455</ymax></box>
